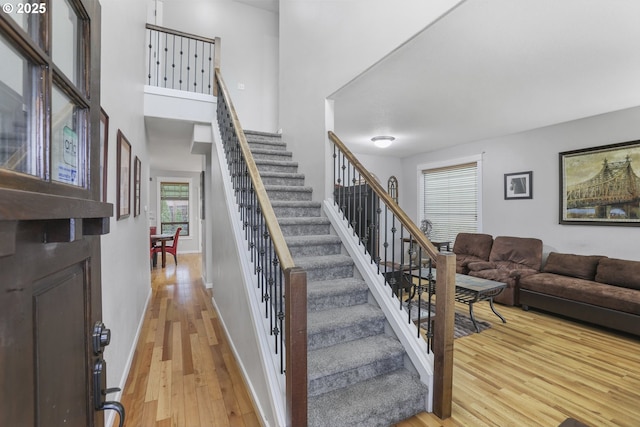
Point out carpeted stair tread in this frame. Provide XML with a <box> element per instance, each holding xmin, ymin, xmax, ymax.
<box><xmin>250</xmin><ymin>148</ymin><xmax>293</xmax><ymax>161</ymax></box>
<box><xmin>259</xmin><ymin>172</ymin><xmax>306</xmax><ymax>186</ymax></box>
<box><xmin>307</xmin><ymin>278</ymin><xmax>369</xmax><ymax>311</ymax></box>
<box><xmin>264</xmin><ymin>184</ymin><xmax>313</xmax><ymax>194</ymax></box>
<box><xmin>308</xmin><ymin>369</ymin><xmax>428</xmax><ymax>427</ymax></box>
<box><xmin>307</xmin><ymin>304</ymin><xmax>385</xmax><ymax>350</ymax></box>
<box><xmin>308</xmin><ymin>335</ymin><xmax>405</xmax><ymax>396</ymax></box>
<box><xmin>294</xmin><ymin>254</ymin><xmax>353</xmax><ymax>271</ymax></box>
<box><xmin>285</xmin><ymin>234</ymin><xmax>341</xmax><ymax>247</ymax></box>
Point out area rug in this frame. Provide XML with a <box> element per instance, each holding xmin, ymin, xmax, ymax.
<box><xmin>404</xmin><ymin>300</ymin><xmax>491</xmax><ymax>338</ymax></box>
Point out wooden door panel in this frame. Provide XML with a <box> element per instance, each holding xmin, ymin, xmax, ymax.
<box><xmin>35</xmin><ymin>263</ymin><xmax>88</xmax><ymax>426</ymax></box>
<box><xmin>0</xmin><ymin>220</ymin><xmax>103</xmax><ymax>427</ymax></box>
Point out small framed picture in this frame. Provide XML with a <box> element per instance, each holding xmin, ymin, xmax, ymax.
<box><xmin>134</xmin><ymin>156</ymin><xmax>141</xmax><ymax>217</ymax></box>
<box><xmin>116</xmin><ymin>130</ymin><xmax>131</xmax><ymax>219</ymax></box>
<box><xmin>504</xmin><ymin>171</ymin><xmax>532</xmax><ymax>200</ymax></box>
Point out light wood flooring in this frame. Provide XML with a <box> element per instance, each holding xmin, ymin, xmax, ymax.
<box><xmin>120</xmin><ymin>253</ymin><xmax>260</xmax><ymax>427</ymax></box>
<box><xmin>122</xmin><ymin>253</ymin><xmax>640</xmax><ymax>427</ymax></box>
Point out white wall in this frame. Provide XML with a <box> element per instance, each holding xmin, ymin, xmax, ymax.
<box><xmin>401</xmin><ymin>106</ymin><xmax>640</xmax><ymax>261</ymax></box>
<box><xmin>279</xmin><ymin>0</ymin><xmax>463</xmax><ymax>201</ymax></box>
<box><xmin>99</xmin><ymin>0</ymin><xmax>151</xmax><ymax>421</ymax></box>
<box><xmin>160</xmin><ymin>0</ymin><xmax>279</xmax><ymax>132</ymax></box>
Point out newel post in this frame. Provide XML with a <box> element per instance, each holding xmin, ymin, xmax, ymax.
<box><xmin>433</xmin><ymin>252</ymin><xmax>455</xmax><ymax>418</ymax></box>
<box><xmin>285</xmin><ymin>267</ymin><xmax>307</xmax><ymax>427</ymax></box>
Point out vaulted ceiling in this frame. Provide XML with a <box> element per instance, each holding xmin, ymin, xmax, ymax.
<box><xmin>331</xmin><ymin>0</ymin><xmax>640</xmax><ymax>157</ymax></box>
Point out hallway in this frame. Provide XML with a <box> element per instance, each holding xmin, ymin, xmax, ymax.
<box><xmin>120</xmin><ymin>253</ymin><xmax>260</xmax><ymax>427</ymax></box>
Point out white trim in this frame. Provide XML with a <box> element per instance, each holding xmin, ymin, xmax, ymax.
<box><xmin>416</xmin><ymin>154</ymin><xmax>484</xmax><ymax>233</ymax></box>
<box><xmin>324</xmin><ymin>200</ymin><xmax>434</xmax><ymax>413</ymax></box>
<box><xmin>144</xmin><ymin>84</ymin><xmax>215</xmax><ymax>103</ymax></box>
<box><xmin>106</xmin><ymin>287</ymin><xmax>153</xmax><ymax>427</ymax></box>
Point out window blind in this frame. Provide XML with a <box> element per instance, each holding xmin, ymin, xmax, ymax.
<box><xmin>422</xmin><ymin>162</ymin><xmax>478</xmax><ymax>243</ymax></box>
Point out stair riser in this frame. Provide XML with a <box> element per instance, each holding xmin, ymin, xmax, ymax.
<box><xmin>308</xmin><ymin>355</ymin><xmax>404</xmax><ymax>397</ymax></box>
<box><xmin>273</xmin><ymin>206</ymin><xmax>322</xmax><ymax>217</ymax></box>
<box><xmin>256</xmin><ymin>163</ymin><xmax>299</xmax><ymax>174</ymax></box>
<box><xmin>304</xmin><ymin>264</ymin><xmax>354</xmax><ymax>281</ymax></box>
<box><xmin>262</xmin><ymin>176</ymin><xmax>306</xmax><ymax>186</ymax></box>
<box><xmin>252</xmin><ymin>152</ymin><xmax>293</xmax><ymax>162</ymax></box>
<box><xmin>288</xmin><ymin>243</ymin><xmax>341</xmax><ymax>257</ymax></box>
<box><xmin>279</xmin><ymin>224</ymin><xmax>331</xmax><ymax>236</ymax></box>
<box><xmin>308</xmin><ymin>319</ymin><xmax>385</xmax><ymax>351</ymax></box>
<box><xmin>266</xmin><ymin>189</ymin><xmax>313</xmax><ymax>201</ymax></box>
<box><xmin>307</xmin><ymin>291</ymin><xmax>369</xmax><ymax>312</ymax></box>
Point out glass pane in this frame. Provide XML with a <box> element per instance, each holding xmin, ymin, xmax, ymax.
<box><xmin>2</xmin><ymin>1</ymin><xmax>44</xmax><ymax>34</ymax></box>
<box><xmin>51</xmin><ymin>85</ymin><xmax>85</xmax><ymax>187</ymax></box>
<box><xmin>52</xmin><ymin>0</ymin><xmax>81</xmax><ymax>86</ymax></box>
<box><xmin>0</xmin><ymin>35</ymin><xmax>39</xmax><ymax>176</ymax></box>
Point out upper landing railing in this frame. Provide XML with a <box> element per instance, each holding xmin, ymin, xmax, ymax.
<box><xmin>145</xmin><ymin>24</ymin><xmax>221</xmax><ymax>95</ymax></box>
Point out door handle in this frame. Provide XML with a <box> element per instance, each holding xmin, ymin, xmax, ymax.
<box><xmin>93</xmin><ymin>359</ymin><xmax>125</xmax><ymax>427</ymax></box>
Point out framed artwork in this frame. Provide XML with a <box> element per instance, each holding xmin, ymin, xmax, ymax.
<box><xmin>504</xmin><ymin>171</ymin><xmax>532</xmax><ymax>200</ymax></box>
<box><xmin>116</xmin><ymin>130</ymin><xmax>131</xmax><ymax>220</ymax></box>
<box><xmin>99</xmin><ymin>108</ymin><xmax>109</xmax><ymax>202</ymax></box>
<box><xmin>560</xmin><ymin>139</ymin><xmax>640</xmax><ymax>226</ymax></box>
<box><xmin>134</xmin><ymin>156</ymin><xmax>141</xmax><ymax>217</ymax></box>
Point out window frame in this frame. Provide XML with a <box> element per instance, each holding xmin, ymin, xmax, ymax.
<box><xmin>156</xmin><ymin>177</ymin><xmax>193</xmax><ymax>239</ymax></box>
<box><xmin>417</xmin><ymin>154</ymin><xmax>483</xmax><ymax>243</ymax></box>
<box><xmin>0</xmin><ymin>0</ymin><xmax>95</xmax><ymax>199</ymax></box>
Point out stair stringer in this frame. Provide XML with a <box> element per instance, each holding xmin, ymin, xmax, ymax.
<box><xmin>323</xmin><ymin>199</ymin><xmax>435</xmax><ymax>413</ymax></box>
<box><xmin>209</xmin><ymin>123</ymin><xmax>286</xmax><ymax>427</ymax></box>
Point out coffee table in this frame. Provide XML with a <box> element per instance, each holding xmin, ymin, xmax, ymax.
<box><xmin>407</xmin><ymin>268</ymin><xmax>507</xmax><ymax>332</ymax></box>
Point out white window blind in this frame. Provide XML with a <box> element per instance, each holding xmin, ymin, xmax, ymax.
<box><xmin>422</xmin><ymin>162</ymin><xmax>478</xmax><ymax>243</ymax></box>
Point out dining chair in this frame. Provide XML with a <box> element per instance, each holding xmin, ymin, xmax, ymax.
<box><xmin>152</xmin><ymin>227</ymin><xmax>182</xmax><ymax>265</ymax></box>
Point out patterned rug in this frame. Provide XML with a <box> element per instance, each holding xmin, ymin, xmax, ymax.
<box><xmin>404</xmin><ymin>300</ymin><xmax>491</xmax><ymax>338</ymax></box>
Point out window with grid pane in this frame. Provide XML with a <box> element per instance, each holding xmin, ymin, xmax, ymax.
<box><xmin>160</xmin><ymin>182</ymin><xmax>189</xmax><ymax>236</ymax></box>
<box><xmin>422</xmin><ymin>162</ymin><xmax>478</xmax><ymax>243</ymax></box>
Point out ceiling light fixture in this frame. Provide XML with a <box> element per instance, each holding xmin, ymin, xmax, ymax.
<box><xmin>371</xmin><ymin>135</ymin><xmax>395</xmax><ymax>148</ymax></box>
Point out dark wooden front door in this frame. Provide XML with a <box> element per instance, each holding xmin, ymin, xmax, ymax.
<box><xmin>0</xmin><ymin>1</ymin><xmax>117</xmax><ymax>425</ymax></box>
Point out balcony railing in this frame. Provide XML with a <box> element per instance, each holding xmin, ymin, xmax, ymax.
<box><xmin>145</xmin><ymin>24</ymin><xmax>220</xmax><ymax>95</ymax></box>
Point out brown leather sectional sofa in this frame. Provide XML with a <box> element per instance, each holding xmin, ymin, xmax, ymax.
<box><xmin>452</xmin><ymin>233</ymin><xmax>640</xmax><ymax>335</ymax></box>
<box><xmin>519</xmin><ymin>253</ymin><xmax>640</xmax><ymax>336</ymax></box>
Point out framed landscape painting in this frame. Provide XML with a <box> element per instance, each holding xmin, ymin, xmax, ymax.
<box><xmin>559</xmin><ymin>139</ymin><xmax>640</xmax><ymax>226</ymax></box>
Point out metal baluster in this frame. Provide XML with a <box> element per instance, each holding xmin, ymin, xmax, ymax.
<box><xmin>147</xmin><ymin>29</ymin><xmax>152</xmax><ymax>85</ymax></box>
<box><xmin>179</xmin><ymin>37</ymin><xmax>184</xmax><ymax>90</ymax></box>
<box><xmin>163</xmin><ymin>32</ymin><xmax>168</xmax><ymax>87</ymax></box>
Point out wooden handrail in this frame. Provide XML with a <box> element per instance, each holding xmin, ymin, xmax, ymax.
<box><xmin>328</xmin><ymin>131</ymin><xmax>438</xmax><ymax>259</ymax></box>
<box><xmin>145</xmin><ymin>23</ymin><xmax>218</xmax><ymax>45</ymax></box>
<box><xmin>329</xmin><ymin>130</ymin><xmax>455</xmax><ymax>419</ymax></box>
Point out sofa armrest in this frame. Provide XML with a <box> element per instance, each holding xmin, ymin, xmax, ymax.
<box><xmin>467</xmin><ymin>261</ymin><xmax>495</xmax><ymax>271</ymax></box>
<box><xmin>509</xmin><ymin>267</ymin><xmax>539</xmax><ymax>280</ymax></box>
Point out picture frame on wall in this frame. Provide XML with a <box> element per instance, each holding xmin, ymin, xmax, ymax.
<box><xmin>504</xmin><ymin>171</ymin><xmax>532</xmax><ymax>200</ymax></box>
<box><xmin>116</xmin><ymin>130</ymin><xmax>131</xmax><ymax>220</ymax></box>
<box><xmin>134</xmin><ymin>156</ymin><xmax>141</xmax><ymax>217</ymax></box>
<box><xmin>560</xmin><ymin>139</ymin><xmax>640</xmax><ymax>226</ymax></box>
<box><xmin>99</xmin><ymin>108</ymin><xmax>109</xmax><ymax>202</ymax></box>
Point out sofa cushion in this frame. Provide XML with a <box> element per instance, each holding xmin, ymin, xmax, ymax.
<box><xmin>453</xmin><ymin>233</ymin><xmax>493</xmax><ymax>260</ymax></box>
<box><xmin>520</xmin><ymin>273</ymin><xmax>640</xmax><ymax>315</ymax></box>
<box><xmin>489</xmin><ymin>236</ymin><xmax>543</xmax><ymax>271</ymax></box>
<box><xmin>543</xmin><ymin>252</ymin><xmax>606</xmax><ymax>281</ymax></box>
<box><xmin>595</xmin><ymin>257</ymin><xmax>640</xmax><ymax>290</ymax></box>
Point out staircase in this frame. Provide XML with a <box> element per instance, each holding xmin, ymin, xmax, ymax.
<box><xmin>245</xmin><ymin>130</ymin><xmax>428</xmax><ymax>427</ymax></box>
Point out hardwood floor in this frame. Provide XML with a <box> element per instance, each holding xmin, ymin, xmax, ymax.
<box><xmin>120</xmin><ymin>253</ymin><xmax>260</xmax><ymax>427</ymax></box>
<box><xmin>396</xmin><ymin>301</ymin><xmax>640</xmax><ymax>427</ymax></box>
<box><xmin>122</xmin><ymin>254</ymin><xmax>640</xmax><ymax>427</ymax></box>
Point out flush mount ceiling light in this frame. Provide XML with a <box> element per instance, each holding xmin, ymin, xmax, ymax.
<box><xmin>371</xmin><ymin>135</ymin><xmax>395</xmax><ymax>148</ymax></box>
